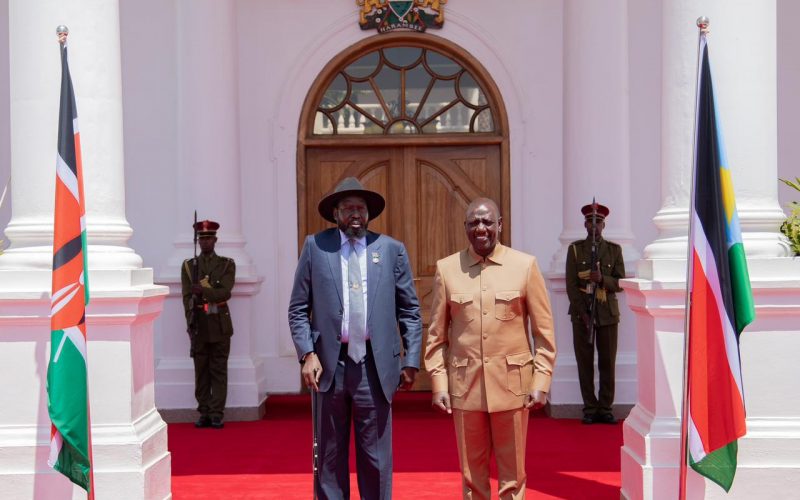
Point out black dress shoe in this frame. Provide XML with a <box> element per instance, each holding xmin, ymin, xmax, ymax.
<box><xmin>194</xmin><ymin>415</ymin><xmax>211</xmax><ymax>428</ymax></box>
<box><xmin>210</xmin><ymin>416</ymin><xmax>224</xmax><ymax>429</ymax></box>
<box><xmin>595</xmin><ymin>413</ymin><xmax>618</xmax><ymax>424</ymax></box>
<box><xmin>581</xmin><ymin>414</ymin><xmax>595</xmax><ymax>425</ymax></box>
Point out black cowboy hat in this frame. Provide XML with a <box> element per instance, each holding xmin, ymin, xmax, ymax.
<box><xmin>317</xmin><ymin>177</ymin><xmax>386</xmax><ymax>223</ymax></box>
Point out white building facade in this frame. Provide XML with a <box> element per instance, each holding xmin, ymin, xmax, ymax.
<box><xmin>1</xmin><ymin>0</ymin><xmax>799</xmax><ymax>498</ymax></box>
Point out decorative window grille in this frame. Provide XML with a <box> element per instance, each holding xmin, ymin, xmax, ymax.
<box><xmin>314</xmin><ymin>46</ymin><xmax>494</xmax><ymax>135</ymax></box>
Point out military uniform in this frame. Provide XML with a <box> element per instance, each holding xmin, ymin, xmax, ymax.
<box><xmin>181</xmin><ymin>222</ymin><xmax>236</xmax><ymax>425</ymax></box>
<box><xmin>565</xmin><ymin>207</ymin><xmax>625</xmax><ymax>422</ymax></box>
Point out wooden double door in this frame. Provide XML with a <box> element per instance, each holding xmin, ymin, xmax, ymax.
<box><xmin>303</xmin><ymin>145</ymin><xmax>505</xmax><ymax>389</ymax></box>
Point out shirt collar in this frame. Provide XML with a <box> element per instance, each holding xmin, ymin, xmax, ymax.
<box><xmin>467</xmin><ymin>243</ymin><xmax>506</xmax><ymax>267</ymax></box>
<box><xmin>339</xmin><ymin>230</ymin><xmax>367</xmax><ymax>249</ymax></box>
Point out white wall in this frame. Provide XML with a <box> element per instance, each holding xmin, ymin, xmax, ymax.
<box><xmin>778</xmin><ymin>0</ymin><xmax>800</xmax><ymax>211</ymax></box>
<box><xmin>119</xmin><ymin>0</ymin><xmax>178</xmax><ymax>277</ymax></box>
<box><xmin>118</xmin><ymin>0</ymin><xmax>179</xmax><ymax>365</ymax></box>
<box><xmin>628</xmin><ymin>0</ymin><xmax>662</xmax><ymax>251</ymax></box>
<box><xmin>0</xmin><ymin>0</ymin><xmax>11</xmax><ymax>247</ymax></box>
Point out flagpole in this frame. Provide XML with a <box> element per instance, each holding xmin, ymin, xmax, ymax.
<box><xmin>0</xmin><ymin>175</ymin><xmax>9</xmax><ymax>249</ymax></box>
<box><xmin>678</xmin><ymin>16</ymin><xmax>710</xmax><ymax>500</ymax></box>
<box><xmin>0</xmin><ymin>175</ymin><xmax>9</xmax><ymax>211</ymax></box>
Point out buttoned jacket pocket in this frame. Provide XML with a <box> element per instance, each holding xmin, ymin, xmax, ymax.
<box><xmin>506</xmin><ymin>351</ymin><xmax>533</xmax><ymax>396</ymax></box>
<box><xmin>448</xmin><ymin>357</ymin><xmax>470</xmax><ymax>397</ymax></box>
<box><xmin>450</xmin><ymin>293</ymin><xmax>475</xmax><ymax>323</ymax></box>
<box><xmin>495</xmin><ymin>290</ymin><xmax>521</xmax><ymax>321</ymax></box>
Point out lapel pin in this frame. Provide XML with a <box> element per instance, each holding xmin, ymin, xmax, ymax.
<box><xmin>372</xmin><ymin>252</ymin><xmax>380</xmax><ymax>264</ymax></box>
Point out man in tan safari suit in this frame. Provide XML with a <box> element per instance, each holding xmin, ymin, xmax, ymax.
<box><xmin>425</xmin><ymin>198</ymin><xmax>557</xmax><ymax>500</ymax></box>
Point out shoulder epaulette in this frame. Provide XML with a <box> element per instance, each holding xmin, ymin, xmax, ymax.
<box><xmin>220</xmin><ymin>257</ymin><xmax>234</xmax><ymax>274</ymax></box>
<box><xmin>182</xmin><ymin>259</ymin><xmax>193</xmax><ymax>277</ymax></box>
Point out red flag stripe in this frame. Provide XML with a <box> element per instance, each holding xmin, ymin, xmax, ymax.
<box><xmin>689</xmin><ymin>250</ymin><xmax>746</xmax><ymax>453</ymax></box>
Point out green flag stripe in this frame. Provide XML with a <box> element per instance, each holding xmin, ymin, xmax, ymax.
<box><xmin>53</xmin><ymin>437</ymin><xmax>91</xmax><ymax>490</ymax></box>
<box><xmin>47</xmin><ymin>329</ymin><xmax>90</xmax><ymax>488</ymax></box>
<box><xmin>689</xmin><ymin>440</ymin><xmax>738</xmax><ymax>492</ymax></box>
<box><xmin>728</xmin><ymin>243</ymin><xmax>754</xmax><ymax>333</ymax></box>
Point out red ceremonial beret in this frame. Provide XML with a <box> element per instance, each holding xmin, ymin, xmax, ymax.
<box><xmin>193</xmin><ymin>220</ymin><xmax>220</xmax><ymax>236</ymax></box>
<box><xmin>581</xmin><ymin>203</ymin><xmax>610</xmax><ymax>220</ymax></box>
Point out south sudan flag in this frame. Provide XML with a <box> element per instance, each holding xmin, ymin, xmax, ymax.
<box><xmin>686</xmin><ymin>33</ymin><xmax>756</xmax><ymax>493</ymax></box>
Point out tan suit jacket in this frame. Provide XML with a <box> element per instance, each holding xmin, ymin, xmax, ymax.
<box><xmin>425</xmin><ymin>244</ymin><xmax>557</xmax><ymax>413</ymax></box>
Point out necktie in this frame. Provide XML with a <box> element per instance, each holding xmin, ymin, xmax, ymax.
<box><xmin>347</xmin><ymin>240</ymin><xmax>366</xmax><ymax>363</ymax></box>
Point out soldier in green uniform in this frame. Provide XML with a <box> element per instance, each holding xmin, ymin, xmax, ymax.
<box><xmin>565</xmin><ymin>203</ymin><xmax>625</xmax><ymax>424</ymax></box>
<box><xmin>181</xmin><ymin>220</ymin><xmax>236</xmax><ymax>429</ymax></box>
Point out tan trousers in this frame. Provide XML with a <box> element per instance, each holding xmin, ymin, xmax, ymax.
<box><xmin>453</xmin><ymin>407</ymin><xmax>529</xmax><ymax>500</ymax></box>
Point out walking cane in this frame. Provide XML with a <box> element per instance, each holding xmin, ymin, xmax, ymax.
<box><xmin>311</xmin><ymin>389</ymin><xmax>319</xmax><ymax>500</ymax></box>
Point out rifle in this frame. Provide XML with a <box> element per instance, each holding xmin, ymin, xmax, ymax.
<box><xmin>587</xmin><ymin>199</ymin><xmax>598</xmax><ymax>346</ymax></box>
<box><xmin>187</xmin><ymin>211</ymin><xmax>200</xmax><ymax>355</ymax></box>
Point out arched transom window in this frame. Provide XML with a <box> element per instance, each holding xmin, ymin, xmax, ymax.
<box><xmin>313</xmin><ymin>46</ymin><xmax>495</xmax><ymax>135</ymax></box>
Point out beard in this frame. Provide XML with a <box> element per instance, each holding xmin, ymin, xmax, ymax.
<box><xmin>339</xmin><ymin>220</ymin><xmax>368</xmax><ymax>239</ymax></box>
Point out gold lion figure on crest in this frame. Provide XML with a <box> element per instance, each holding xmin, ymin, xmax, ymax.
<box><xmin>416</xmin><ymin>0</ymin><xmax>447</xmax><ymax>24</ymax></box>
<box><xmin>356</xmin><ymin>0</ymin><xmax>385</xmax><ymax>26</ymax></box>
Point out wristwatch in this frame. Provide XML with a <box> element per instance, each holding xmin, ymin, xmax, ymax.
<box><xmin>300</xmin><ymin>351</ymin><xmax>315</xmax><ymax>365</ymax></box>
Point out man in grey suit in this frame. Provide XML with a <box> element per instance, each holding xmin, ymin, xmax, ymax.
<box><xmin>289</xmin><ymin>177</ymin><xmax>423</xmax><ymax>500</ymax></box>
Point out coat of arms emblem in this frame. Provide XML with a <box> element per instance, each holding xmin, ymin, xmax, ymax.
<box><xmin>357</xmin><ymin>0</ymin><xmax>447</xmax><ymax>33</ymax></box>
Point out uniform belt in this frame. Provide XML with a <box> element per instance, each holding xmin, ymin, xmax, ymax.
<box><xmin>195</xmin><ymin>301</ymin><xmax>228</xmax><ymax>308</ymax></box>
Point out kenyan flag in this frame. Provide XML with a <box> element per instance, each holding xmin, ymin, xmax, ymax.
<box><xmin>47</xmin><ymin>37</ymin><xmax>93</xmax><ymax>495</ymax></box>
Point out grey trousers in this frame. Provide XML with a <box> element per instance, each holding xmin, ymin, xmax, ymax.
<box><xmin>316</xmin><ymin>348</ymin><xmax>393</xmax><ymax>500</ymax></box>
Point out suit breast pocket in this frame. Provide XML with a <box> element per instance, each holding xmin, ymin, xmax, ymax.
<box><xmin>495</xmin><ymin>291</ymin><xmax>521</xmax><ymax>321</ymax></box>
<box><xmin>450</xmin><ymin>293</ymin><xmax>475</xmax><ymax>323</ymax></box>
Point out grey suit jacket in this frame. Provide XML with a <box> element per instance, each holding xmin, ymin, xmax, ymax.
<box><xmin>288</xmin><ymin>228</ymin><xmax>422</xmax><ymax>403</ymax></box>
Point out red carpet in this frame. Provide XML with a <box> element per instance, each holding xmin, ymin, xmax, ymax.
<box><xmin>169</xmin><ymin>393</ymin><xmax>622</xmax><ymax>499</ymax></box>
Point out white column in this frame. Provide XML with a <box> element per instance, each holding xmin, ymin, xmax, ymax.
<box><xmin>169</xmin><ymin>0</ymin><xmax>254</xmax><ymax>278</ymax></box>
<box><xmin>622</xmin><ymin>2</ymin><xmax>800</xmax><ymax>499</ymax></box>
<box><xmin>551</xmin><ymin>0</ymin><xmax>639</xmax><ymax>272</ymax></box>
<box><xmin>547</xmin><ymin>0</ymin><xmax>639</xmax><ymax>416</ymax></box>
<box><xmin>1</xmin><ymin>0</ymin><xmax>143</xmax><ymax>278</ymax></box>
<box><xmin>0</xmin><ymin>1</ymin><xmax>170</xmax><ymax>498</ymax></box>
<box><xmin>155</xmin><ymin>0</ymin><xmax>264</xmax><ymax>422</ymax></box>
<box><xmin>640</xmin><ymin>0</ymin><xmax>791</xmax><ymax>281</ymax></box>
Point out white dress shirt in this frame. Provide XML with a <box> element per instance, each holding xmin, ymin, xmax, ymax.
<box><xmin>339</xmin><ymin>231</ymin><xmax>368</xmax><ymax>343</ymax></box>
